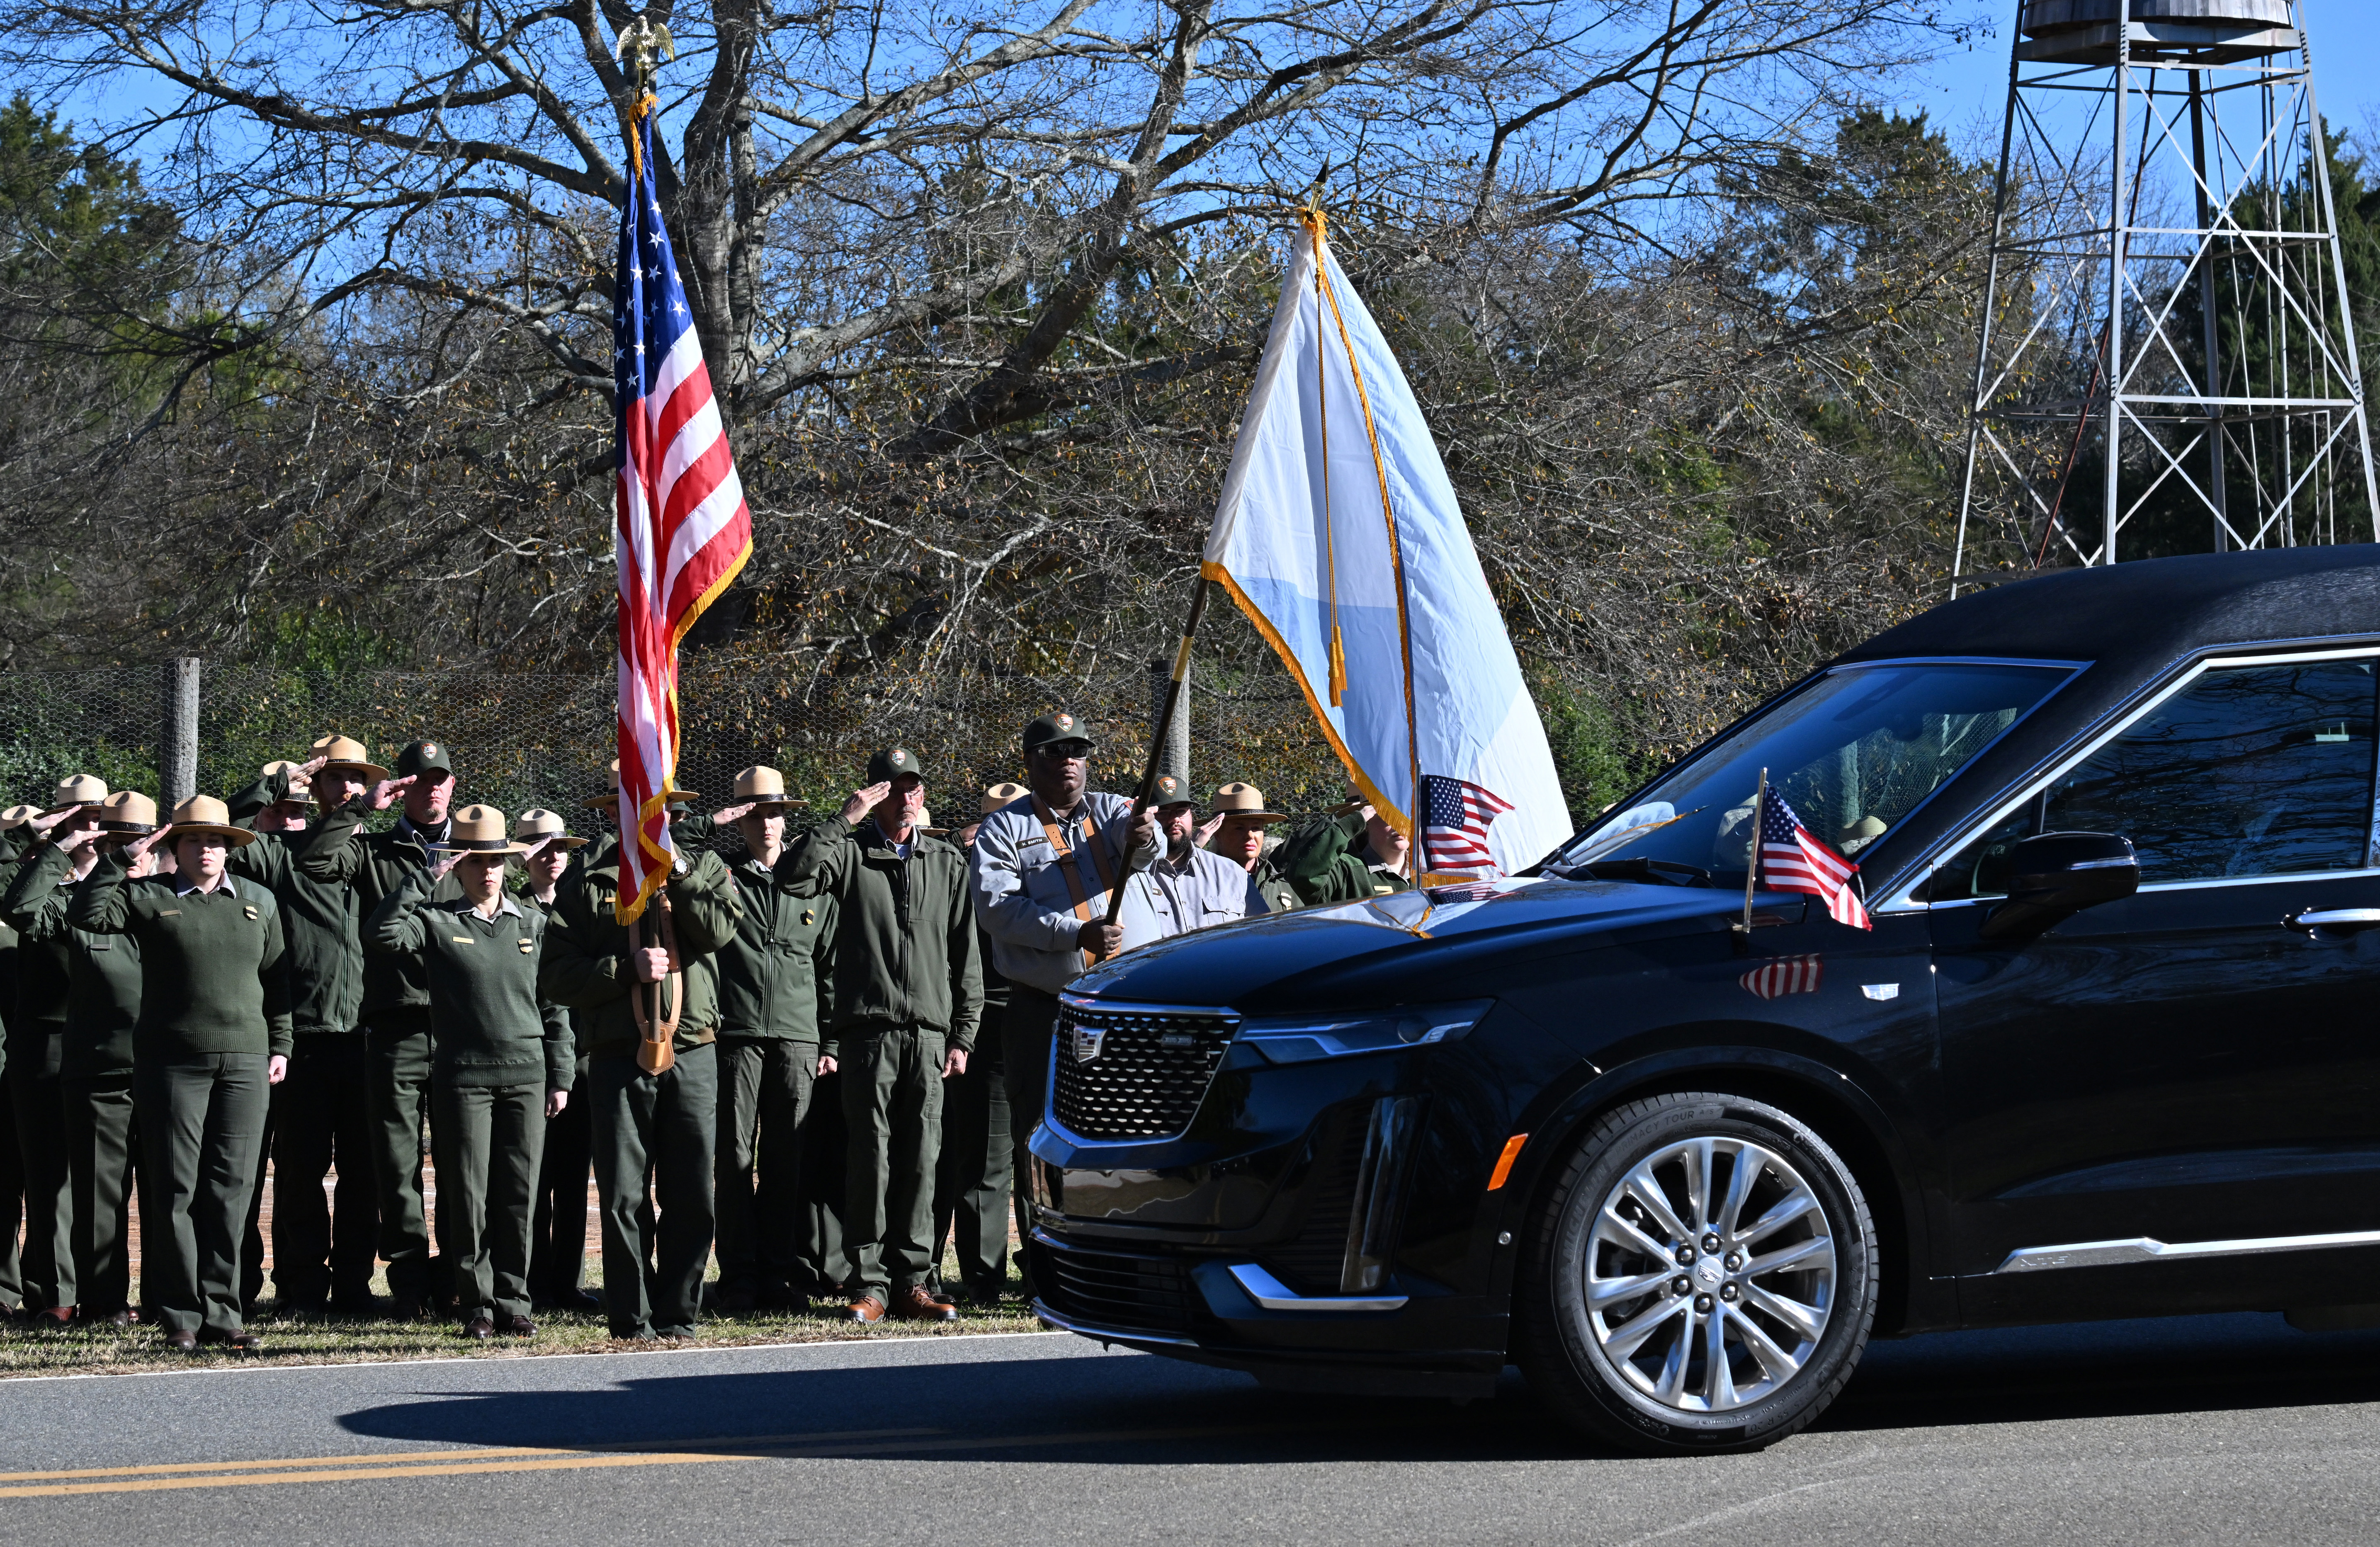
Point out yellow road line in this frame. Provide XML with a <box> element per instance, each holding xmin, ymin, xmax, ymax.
<box><xmin>0</xmin><ymin>1423</ymin><xmax>1296</xmax><ymax>1501</ymax></box>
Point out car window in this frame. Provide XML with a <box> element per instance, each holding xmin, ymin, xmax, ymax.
<box><xmin>1555</xmin><ymin>662</ymin><xmax>2071</xmax><ymax>886</ymax></box>
<box><xmin>1933</xmin><ymin>658</ymin><xmax>2379</xmax><ymax>898</ymax></box>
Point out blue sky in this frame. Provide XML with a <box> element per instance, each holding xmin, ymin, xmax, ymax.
<box><xmin>1908</xmin><ymin>3</ymin><xmax>2380</xmax><ymax>154</ymax></box>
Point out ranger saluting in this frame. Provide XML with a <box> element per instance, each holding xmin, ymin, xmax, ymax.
<box><xmin>366</xmin><ymin>805</ymin><xmax>573</xmax><ymax>1339</ymax></box>
<box><xmin>72</xmin><ymin>796</ymin><xmax>292</xmax><ymax>1353</ymax></box>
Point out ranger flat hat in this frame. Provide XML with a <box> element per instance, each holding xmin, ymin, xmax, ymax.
<box><xmin>919</xmin><ymin>807</ymin><xmax>948</xmax><ymax>838</ymax></box>
<box><xmin>167</xmin><ymin>795</ymin><xmax>256</xmax><ymax>849</ymax></box>
<box><xmin>311</xmin><ymin>734</ymin><xmax>389</xmax><ymax>783</ymax></box>
<box><xmin>44</xmin><ymin>774</ymin><xmax>109</xmax><ymax>815</ymax></box>
<box><xmin>393</xmin><ymin>740</ymin><xmax>454</xmax><ymax>779</ymax></box>
<box><xmin>1151</xmin><ymin>773</ymin><xmax>1193</xmax><ymax>809</ymax></box>
<box><xmin>980</xmin><ymin>781</ymin><xmax>1029</xmax><ymax>815</ymax></box>
<box><xmin>443</xmin><ymin>804</ymin><xmax>528</xmax><ymax>857</ymax></box>
<box><xmin>261</xmin><ymin>760</ymin><xmax>313</xmax><ymax>803</ymax></box>
<box><xmin>865</xmin><ymin>747</ymin><xmax>925</xmax><ymax>786</ymax></box>
<box><xmin>511</xmin><ymin>807</ymin><xmax>588</xmax><ymax>851</ymax></box>
<box><xmin>0</xmin><ymin>804</ymin><xmax>37</xmax><ymax>832</ymax></box>
<box><xmin>1329</xmin><ymin>784</ymin><xmax>1371</xmax><ymax>817</ymax></box>
<box><xmin>1210</xmin><ymin>781</ymin><xmax>1288</xmax><ymax>822</ymax></box>
<box><xmin>96</xmin><ymin>791</ymin><xmax>160</xmax><ymax>834</ymax></box>
<box><xmin>583</xmin><ymin>757</ymin><xmax>697</xmax><ymax>811</ymax></box>
<box><xmin>733</xmin><ymin>765</ymin><xmax>806</xmax><ymax>809</ymax></box>
<box><xmin>1022</xmin><ymin>710</ymin><xmax>1095</xmax><ymax>754</ymax></box>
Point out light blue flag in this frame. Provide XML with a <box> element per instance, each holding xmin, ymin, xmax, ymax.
<box><xmin>1201</xmin><ymin>216</ymin><xmax>1571</xmax><ymax>879</ymax></box>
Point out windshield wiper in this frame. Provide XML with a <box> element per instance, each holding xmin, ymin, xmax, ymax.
<box><xmin>1568</xmin><ymin>857</ymin><xmax>1714</xmax><ymax>887</ymax></box>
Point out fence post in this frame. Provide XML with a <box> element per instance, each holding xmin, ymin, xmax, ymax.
<box><xmin>1147</xmin><ymin>652</ymin><xmax>1190</xmax><ymax>792</ymax></box>
<box><xmin>160</xmin><ymin>657</ymin><xmax>200</xmax><ymax>805</ymax></box>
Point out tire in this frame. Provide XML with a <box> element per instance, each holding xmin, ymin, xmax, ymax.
<box><xmin>1516</xmin><ymin>1091</ymin><xmax>1878</xmax><ymax>1455</ymax></box>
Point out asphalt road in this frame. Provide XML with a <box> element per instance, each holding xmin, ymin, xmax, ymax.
<box><xmin>3</xmin><ymin>1312</ymin><xmax>2377</xmax><ymax>1545</ymax></box>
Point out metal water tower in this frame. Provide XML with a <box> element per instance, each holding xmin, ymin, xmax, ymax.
<box><xmin>1953</xmin><ymin>0</ymin><xmax>2377</xmax><ymax>584</ymax></box>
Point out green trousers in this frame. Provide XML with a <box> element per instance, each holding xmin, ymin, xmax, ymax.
<box><xmin>713</xmin><ymin>1038</ymin><xmax>814</xmax><ymax>1302</ymax></box>
<box><xmin>267</xmin><ymin>1035</ymin><xmax>379</xmax><ymax>1308</ymax></box>
<box><xmin>529</xmin><ymin>1056</ymin><xmax>591</xmax><ymax>1303</ymax></box>
<box><xmin>798</xmin><ymin>1065</ymin><xmax>851</xmax><ymax>1298</ymax></box>
<box><xmin>366</xmin><ymin>1014</ymin><xmax>440</xmax><ymax>1303</ymax></box>
<box><xmin>1003</xmin><ymin>989</ymin><xmax>1058</xmax><ymax>1280</ymax></box>
<box><xmin>841</xmin><ymin>1026</ymin><xmax>945</xmax><ymax>1303</ymax></box>
<box><xmin>10</xmin><ymin>1043</ymin><xmax>74</xmax><ymax>1312</ymax></box>
<box><xmin>64</xmin><ymin>1072</ymin><xmax>138</xmax><ymax>1316</ymax></box>
<box><xmin>933</xmin><ymin>1003</ymin><xmax>1011</xmax><ymax>1297</ymax></box>
<box><xmin>137</xmin><ymin>1054</ymin><xmax>269</xmax><ymax>1336</ymax></box>
<box><xmin>589</xmin><ymin>1043</ymin><xmax>716</xmax><ymax>1338</ymax></box>
<box><xmin>430</xmin><ymin>1079</ymin><xmax>545</xmax><ymax>1322</ymax></box>
<box><xmin>0</xmin><ymin>1074</ymin><xmax>20</xmax><ymax>1310</ymax></box>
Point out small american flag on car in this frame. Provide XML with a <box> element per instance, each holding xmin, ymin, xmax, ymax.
<box><xmin>1422</xmin><ymin>774</ymin><xmax>1514</xmax><ymax>878</ymax></box>
<box><xmin>1759</xmin><ymin>789</ymin><xmax>1870</xmax><ymax>930</ymax></box>
<box><xmin>1741</xmin><ymin>953</ymin><xmax>1825</xmax><ymax>1000</ymax></box>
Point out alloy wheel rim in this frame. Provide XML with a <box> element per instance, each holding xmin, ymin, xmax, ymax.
<box><xmin>1582</xmin><ymin>1135</ymin><xmax>1836</xmax><ymax>1414</ymax></box>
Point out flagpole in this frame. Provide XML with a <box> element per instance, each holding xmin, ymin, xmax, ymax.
<box><xmin>1099</xmin><ymin>575</ymin><xmax>1212</xmax><ymax>926</ymax></box>
<box><xmin>1739</xmin><ymin>766</ymin><xmax>1767</xmax><ymax>938</ymax></box>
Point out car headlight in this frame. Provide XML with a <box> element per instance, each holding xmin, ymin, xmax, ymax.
<box><xmin>1238</xmin><ymin>1000</ymin><xmax>1493</xmax><ymax>1064</ymax></box>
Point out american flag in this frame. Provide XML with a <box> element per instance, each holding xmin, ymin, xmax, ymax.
<box><xmin>1740</xmin><ymin>954</ymin><xmax>1824</xmax><ymax>1000</ymax></box>
<box><xmin>1758</xmin><ymin>789</ymin><xmax>1870</xmax><ymax>930</ymax></box>
<box><xmin>612</xmin><ymin>105</ymin><xmax>752</xmax><ymax>922</ymax></box>
<box><xmin>1421</xmin><ymin>774</ymin><xmax>1514</xmax><ymax>878</ymax></box>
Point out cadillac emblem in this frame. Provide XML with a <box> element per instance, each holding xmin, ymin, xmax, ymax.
<box><xmin>1070</xmin><ymin>1021</ymin><xmax>1105</xmax><ymax>1062</ymax></box>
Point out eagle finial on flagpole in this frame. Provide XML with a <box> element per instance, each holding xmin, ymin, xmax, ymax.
<box><xmin>612</xmin><ymin>12</ymin><xmax>677</xmax><ymax>97</ymax></box>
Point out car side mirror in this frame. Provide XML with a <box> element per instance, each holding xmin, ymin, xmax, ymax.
<box><xmin>1978</xmin><ymin>832</ymin><xmax>2139</xmax><ymax>943</ymax></box>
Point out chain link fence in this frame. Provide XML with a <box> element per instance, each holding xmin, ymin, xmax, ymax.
<box><xmin>0</xmin><ymin>656</ymin><xmax>1357</xmax><ymax>830</ymax></box>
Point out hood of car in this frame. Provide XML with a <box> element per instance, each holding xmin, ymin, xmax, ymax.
<box><xmin>1069</xmin><ymin>875</ymin><xmax>1746</xmax><ymax>1011</ymax></box>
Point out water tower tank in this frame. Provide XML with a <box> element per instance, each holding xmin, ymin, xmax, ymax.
<box><xmin>2018</xmin><ymin>0</ymin><xmax>2297</xmax><ymax>63</ymax></box>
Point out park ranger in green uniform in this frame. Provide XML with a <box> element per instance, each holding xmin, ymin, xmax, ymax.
<box><xmin>1206</xmin><ymin>783</ymin><xmax>1299</xmax><ymax>914</ymax></box>
<box><xmin>367</xmin><ymin>805</ymin><xmax>574</xmax><ymax>1339</ymax></box>
<box><xmin>697</xmin><ymin>765</ymin><xmax>835</xmax><ymax>1314</ymax></box>
<box><xmin>0</xmin><ymin>803</ymin><xmax>34</xmax><ymax>1320</ymax></box>
<box><xmin>73</xmin><ymin>795</ymin><xmax>292</xmax><ymax>1353</ymax></box>
<box><xmin>2</xmin><ymin>791</ymin><xmax>158</xmax><ymax>1326</ymax></box>
<box><xmin>539</xmin><ymin>776</ymin><xmax>740</xmax><ymax>1342</ymax></box>
<box><xmin>778</xmin><ymin>747</ymin><xmax>982</xmax><ymax>1325</ymax></box>
<box><xmin>1277</xmin><ymin>792</ymin><xmax>1415</xmax><ymax>905</ymax></box>
<box><xmin>512</xmin><ymin>806</ymin><xmax>597</xmax><ymax>1312</ymax></box>
<box><xmin>6</xmin><ymin>774</ymin><xmax>111</xmax><ymax>1325</ymax></box>
<box><xmin>298</xmin><ymin>738</ymin><xmax>462</xmax><ymax>1317</ymax></box>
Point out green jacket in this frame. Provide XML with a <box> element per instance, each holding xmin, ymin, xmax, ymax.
<box><xmin>1277</xmin><ymin>813</ymin><xmax>1416</xmax><ymax>906</ymax></box>
<box><xmin>716</xmin><ymin>856</ymin><xmax>836</xmax><ymax>1043</ymax></box>
<box><xmin>365</xmin><ymin>870</ymin><xmax>573</xmax><ymax>1090</ymax></box>
<box><xmin>3</xmin><ymin>845</ymin><xmax>140</xmax><ymax>1079</ymax></box>
<box><xmin>775</xmin><ymin>816</ymin><xmax>982</xmax><ymax>1056</ymax></box>
<box><xmin>537</xmin><ymin>848</ymin><xmax>741</xmax><ymax>1058</ymax></box>
<box><xmin>518</xmin><ymin>888</ymin><xmax>589</xmax><ymax>1088</ymax></box>
<box><xmin>0</xmin><ymin>841</ymin><xmax>94</xmax><ymax>1079</ymax></box>
<box><xmin>70</xmin><ymin>852</ymin><xmax>294</xmax><ymax>1061</ymax></box>
<box><xmin>1252</xmin><ymin>852</ymin><xmax>1301</xmax><ymax>915</ymax></box>
<box><xmin>0</xmin><ymin>830</ymin><xmax>20</xmax><ymax>1081</ymax></box>
<box><xmin>298</xmin><ymin>802</ymin><xmax>463</xmax><ymax>1024</ymax></box>
<box><xmin>229</xmin><ymin>829</ymin><xmax>365</xmax><ymax>1037</ymax></box>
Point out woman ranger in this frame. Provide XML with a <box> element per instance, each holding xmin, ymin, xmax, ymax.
<box><xmin>70</xmin><ymin>796</ymin><xmax>291</xmax><ymax>1353</ymax></box>
<box><xmin>0</xmin><ymin>792</ymin><xmax>161</xmax><ymax>1326</ymax></box>
<box><xmin>364</xmin><ymin>805</ymin><xmax>573</xmax><ymax>1339</ymax></box>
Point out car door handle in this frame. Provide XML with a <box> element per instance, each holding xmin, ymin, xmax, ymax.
<box><xmin>2285</xmin><ymin>908</ymin><xmax>2380</xmax><ymax>934</ymax></box>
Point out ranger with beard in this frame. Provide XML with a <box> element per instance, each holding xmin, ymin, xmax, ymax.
<box><xmin>297</xmin><ymin>739</ymin><xmax>464</xmax><ymax>1317</ymax></box>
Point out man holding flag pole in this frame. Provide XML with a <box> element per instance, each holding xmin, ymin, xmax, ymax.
<box><xmin>534</xmin><ymin>33</ymin><xmax>753</xmax><ymax>1343</ymax></box>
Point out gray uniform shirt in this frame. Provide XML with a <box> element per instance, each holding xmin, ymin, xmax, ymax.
<box><xmin>969</xmin><ymin>791</ymin><xmax>1155</xmax><ymax>995</ymax></box>
<box><xmin>1116</xmin><ymin>845</ymin><xmax>1267</xmax><ymax>953</ymax></box>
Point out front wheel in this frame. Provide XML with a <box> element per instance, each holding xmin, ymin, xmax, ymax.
<box><xmin>1516</xmin><ymin>1091</ymin><xmax>1878</xmax><ymax>1454</ymax></box>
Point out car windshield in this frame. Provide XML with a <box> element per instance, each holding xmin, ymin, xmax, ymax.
<box><xmin>1549</xmin><ymin>662</ymin><xmax>2074</xmax><ymax>887</ymax></box>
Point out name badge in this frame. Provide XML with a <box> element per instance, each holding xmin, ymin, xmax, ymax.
<box><xmin>89</xmin><ymin>939</ymin><xmax>110</xmax><ymax>951</ymax></box>
<box><xmin>518</xmin><ymin>938</ymin><xmax>534</xmax><ymax>953</ymax></box>
<box><xmin>800</xmin><ymin>908</ymin><xmax>816</xmax><ymax>927</ymax></box>
<box><xmin>451</xmin><ymin>935</ymin><xmax>475</xmax><ymax>945</ymax></box>
<box><xmin>159</xmin><ymin>909</ymin><xmax>180</xmax><ymax>917</ymax></box>
<box><xmin>243</xmin><ymin>905</ymin><xmax>260</xmax><ymax>921</ymax></box>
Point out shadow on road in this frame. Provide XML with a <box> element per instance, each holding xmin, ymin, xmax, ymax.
<box><xmin>333</xmin><ymin>1312</ymin><xmax>2380</xmax><ymax>1462</ymax></box>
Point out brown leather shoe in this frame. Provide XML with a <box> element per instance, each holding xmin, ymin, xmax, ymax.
<box><xmin>501</xmin><ymin>1315</ymin><xmax>537</xmax><ymax>1337</ymax></box>
<box><xmin>462</xmin><ymin>1315</ymin><xmax>495</xmax><ymax>1340</ymax></box>
<box><xmin>845</xmin><ymin>1296</ymin><xmax>887</xmax><ymax>1325</ymax></box>
<box><xmin>166</xmin><ymin>1330</ymin><xmax>199</xmax><ymax>1352</ymax></box>
<box><xmin>893</xmin><ymin>1286</ymin><xmax>959</xmax><ymax>1322</ymax></box>
<box><xmin>31</xmin><ymin>1306</ymin><xmax>72</xmax><ymax>1330</ymax></box>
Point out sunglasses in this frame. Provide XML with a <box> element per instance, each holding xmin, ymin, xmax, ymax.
<box><xmin>1033</xmin><ymin>743</ymin><xmax>1093</xmax><ymax>760</ymax></box>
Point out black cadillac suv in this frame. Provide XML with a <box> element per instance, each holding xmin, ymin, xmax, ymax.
<box><xmin>1025</xmin><ymin>547</ymin><xmax>2380</xmax><ymax>1452</ymax></box>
